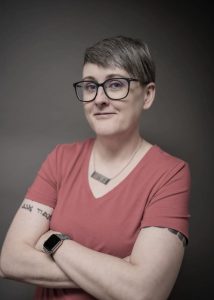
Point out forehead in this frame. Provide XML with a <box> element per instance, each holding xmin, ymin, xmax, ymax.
<box><xmin>82</xmin><ymin>63</ymin><xmax>130</xmax><ymax>80</ymax></box>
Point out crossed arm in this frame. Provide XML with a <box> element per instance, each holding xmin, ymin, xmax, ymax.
<box><xmin>0</xmin><ymin>199</ymin><xmax>185</xmax><ymax>300</ymax></box>
<box><xmin>0</xmin><ymin>199</ymin><xmax>77</xmax><ymax>288</ymax></box>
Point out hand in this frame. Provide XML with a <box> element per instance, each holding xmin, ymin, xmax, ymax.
<box><xmin>35</xmin><ymin>230</ymin><xmax>60</xmax><ymax>252</ymax></box>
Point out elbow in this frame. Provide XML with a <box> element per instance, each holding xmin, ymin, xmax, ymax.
<box><xmin>0</xmin><ymin>251</ymin><xmax>13</xmax><ymax>278</ymax></box>
<box><xmin>0</xmin><ymin>268</ymin><xmax>6</xmax><ymax>279</ymax></box>
<box><xmin>0</xmin><ymin>238</ymin><xmax>33</xmax><ymax>279</ymax></box>
<box><xmin>0</xmin><ymin>247</ymin><xmax>22</xmax><ymax>279</ymax></box>
<box><xmin>0</xmin><ymin>252</ymin><xmax>7</xmax><ymax>278</ymax></box>
<box><xmin>0</xmin><ymin>258</ymin><xmax>6</xmax><ymax>278</ymax></box>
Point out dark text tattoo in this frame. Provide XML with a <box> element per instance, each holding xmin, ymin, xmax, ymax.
<box><xmin>168</xmin><ymin>228</ymin><xmax>187</xmax><ymax>247</ymax></box>
<box><xmin>21</xmin><ymin>203</ymin><xmax>33</xmax><ymax>212</ymax></box>
<box><xmin>37</xmin><ymin>208</ymin><xmax>52</xmax><ymax>221</ymax></box>
<box><xmin>145</xmin><ymin>226</ymin><xmax>188</xmax><ymax>247</ymax></box>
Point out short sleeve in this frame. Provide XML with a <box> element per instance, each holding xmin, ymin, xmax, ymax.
<box><xmin>25</xmin><ymin>145</ymin><xmax>59</xmax><ymax>208</ymax></box>
<box><xmin>141</xmin><ymin>161</ymin><xmax>191</xmax><ymax>240</ymax></box>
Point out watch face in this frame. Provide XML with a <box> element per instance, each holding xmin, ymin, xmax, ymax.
<box><xmin>43</xmin><ymin>234</ymin><xmax>61</xmax><ymax>253</ymax></box>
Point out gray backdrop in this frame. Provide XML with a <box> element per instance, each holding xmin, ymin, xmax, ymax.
<box><xmin>0</xmin><ymin>1</ymin><xmax>213</xmax><ymax>299</ymax></box>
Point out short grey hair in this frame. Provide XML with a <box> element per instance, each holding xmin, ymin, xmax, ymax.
<box><xmin>84</xmin><ymin>36</ymin><xmax>155</xmax><ymax>84</ymax></box>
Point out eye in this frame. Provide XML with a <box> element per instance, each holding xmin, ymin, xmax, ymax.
<box><xmin>107</xmin><ymin>79</ymin><xmax>125</xmax><ymax>90</ymax></box>
<box><xmin>83</xmin><ymin>82</ymin><xmax>97</xmax><ymax>93</ymax></box>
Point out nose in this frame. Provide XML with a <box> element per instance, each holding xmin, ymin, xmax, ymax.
<box><xmin>94</xmin><ymin>86</ymin><xmax>110</xmax><ymax>105</ymax></box>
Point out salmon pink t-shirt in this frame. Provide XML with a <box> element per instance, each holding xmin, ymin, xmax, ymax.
<box><xmin>25</xmin><ymin>138</ymin><xmax>191</xmax><ymax>300</ymax></box>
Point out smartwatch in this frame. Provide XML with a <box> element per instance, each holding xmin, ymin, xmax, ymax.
<box><xmin>43</xmin><ymin>233</ymin><xmax>71</xmax><ymax>255</ymax></box>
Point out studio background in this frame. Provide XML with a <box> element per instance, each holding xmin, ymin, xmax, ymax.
<box><xmin>0</xmin><ymin>1</ymin><xmax>213</xmax><ymax>299</ymax></box>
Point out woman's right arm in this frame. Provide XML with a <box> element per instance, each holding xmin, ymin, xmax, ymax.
<box><xmin>0</xmin><ymin>198</ymin><xmax>79</xmax><ymax>288</ymax></box>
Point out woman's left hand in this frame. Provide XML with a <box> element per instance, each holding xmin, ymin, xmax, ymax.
<box><xmin>35</xmin><ymin>230</ymin><xmax>60</xmax><ymax>252</ymax></box>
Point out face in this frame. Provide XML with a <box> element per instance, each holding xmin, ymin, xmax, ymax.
<box><xmin>82</xmin><ymin>63</ymin><xmax>155</xmax><ymax>138</ymax></box>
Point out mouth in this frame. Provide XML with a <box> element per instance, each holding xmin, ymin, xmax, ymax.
<box><xmin>94</xmin><ymin>112</ymin><xmax>116</xmax><ymax>116</ymax></box>
<box><xmin>93</xmin><ymin>112</ymin><xmax>116</xmax><ymax>119</ymax></box>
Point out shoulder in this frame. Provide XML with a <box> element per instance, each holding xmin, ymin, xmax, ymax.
<box><xmin>149</xmin><ymin>145</ymin><xmax>190</xmax><ymax>172</ymax></box>
<box><xmin>42</xmin><ymin>138</ymin><xmax>94</xmax><ymax>170</ymax></box>
<box><xmin>54</xmin><ymin>138</ymin><xmax>94</xmax><ymax>157</ymax></box>
<box><xmin>143</xmin><ymin>145</ymin><xmax>191</xmax><ymax>188</ymax></box>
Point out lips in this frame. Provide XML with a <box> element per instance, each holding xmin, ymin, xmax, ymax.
<box><xmin>93</xmin><ymin>112</ymin><xmax>116</xmax><ymax>119</ymax></box>
<box><xmin>94</xmin><ymin>112</ymin><xmax>116</xmax><ymax>115</ymax></box>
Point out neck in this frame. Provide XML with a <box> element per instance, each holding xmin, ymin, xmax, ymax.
<box><xmin>91</xmin><ymin>132</ymin><xmax>145</xmax><ymax>185</ymax></box>
<box><xmin>94</xmin><ymin>131</ymin><xmax>143</xmax><ymax>161</ymax></box>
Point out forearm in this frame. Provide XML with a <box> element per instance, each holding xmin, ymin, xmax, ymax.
<box><xmin>23</xmin><ymin>277</ymin><xmax>77</xmax><ymax>288</ymax></box>
<box><xmin>53</xmin><ymin>240</ymin><xmax>144</xmax><ymax>300</ymax></box>
<box><xmin>1</xmin><ymin>244</ymin><xmax>78</xmax><ymax>289</ymax></box>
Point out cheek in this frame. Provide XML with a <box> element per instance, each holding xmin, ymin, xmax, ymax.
<box><xmin>83</xmin><ymin>107</ymin><xmax>92</xmax><ymax>127</ymax></box>
<box><xmin>83</xmin><ymin>104</ymin><xmax>92</xmax><ymax>118</ymax></box>
<box><xmin>83</xmin><ymin>104</ymin><xmax>98</xmax><ymax>130</ymax></box>
<box><xmin>125</xmin><ymin>100</ymin><xmax>143</xmax><ymax>120</ymax></box>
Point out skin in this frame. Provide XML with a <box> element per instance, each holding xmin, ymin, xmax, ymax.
<box><xmin>0</xmin><ymin>64</ymin><xmax>185</xmax><ymax>300</ymax></box>
<box><xmin>82</xmin><ymin>63</ymin><xmax>154</xmax><ymax>141</ymax></box>
<box><xmin>0</xmin><ymin>199</ymin><xmax>77</xmax><ymax>288</ymax></box>
<box><xmin>83</xmin><ymin>63</ymin><xmax>155</xmax><ymax>189</ymax></box>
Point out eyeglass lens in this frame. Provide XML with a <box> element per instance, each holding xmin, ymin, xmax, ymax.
<box><xmin>75</xmin><ymin>78</ymin><xmax>130</xmax><ymax>101</ymax></box>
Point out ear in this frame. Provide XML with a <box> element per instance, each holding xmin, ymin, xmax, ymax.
<box><xmin>142</xmin><ymin>83</ymin><xmax>155</xmax><ymax>110</ymax></box>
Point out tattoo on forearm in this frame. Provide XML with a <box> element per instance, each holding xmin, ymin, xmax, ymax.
<box><xmin>22</xmin><ymin>203</ymin><xmax>33</xmax><ymax>212</ymax></box>
<box><xmin>37</xmin><ymin>208</ymin><xmax>52</xmax><ymax>220</ymax></box>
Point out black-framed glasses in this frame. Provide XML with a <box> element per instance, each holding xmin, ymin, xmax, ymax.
<box><xmin>73</xmin><ymin>77</ymin><xmax>139</xmax><ymax>102</ymax></box>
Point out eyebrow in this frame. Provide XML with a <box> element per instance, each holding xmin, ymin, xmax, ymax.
<box><xmin>82</xmin><ymin>74</ymin><xmax>127</xmax><ymax>81</ymax></box>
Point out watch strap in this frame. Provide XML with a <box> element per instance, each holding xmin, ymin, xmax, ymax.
<box><xmin>55</xmin><ymin>233</ymin><xmax>71</xmax><ymax>241</ymax></box>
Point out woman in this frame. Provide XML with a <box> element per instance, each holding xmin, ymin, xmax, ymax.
<box><xmin>0</xmin><ymin>36</ymin><xmax>191</xmax><ymax>300</ymax></box>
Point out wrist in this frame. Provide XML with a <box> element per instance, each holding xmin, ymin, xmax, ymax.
<box><xmin>52</xmin><ymin>238</ymin><xmax>72</xmax><ymax>260</ymax></box>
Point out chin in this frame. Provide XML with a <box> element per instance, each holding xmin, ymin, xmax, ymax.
<box><xmin>94</xmin><ymin>129</ymin><xmax>117</xmax><ymax>137</ymax></box>
<box><xmin>87</xmin><ymin>118</ymin><xmax>126</xmax><ymax>137</ymax></box>
<box><xmin>93</xmin><ymin>126</ymin><xmax>127</xmax><ymax>138</ymax></box>
<box><xmin>90</xmin><ymin>124</ymin><xmax>115</xmax><ymax>136</ymax></box>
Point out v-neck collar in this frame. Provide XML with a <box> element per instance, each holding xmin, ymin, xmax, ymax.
<box><xmin>84</xmin><ymin>139</ymin><xmax>158</xmax><ymax>200</ymax></box>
